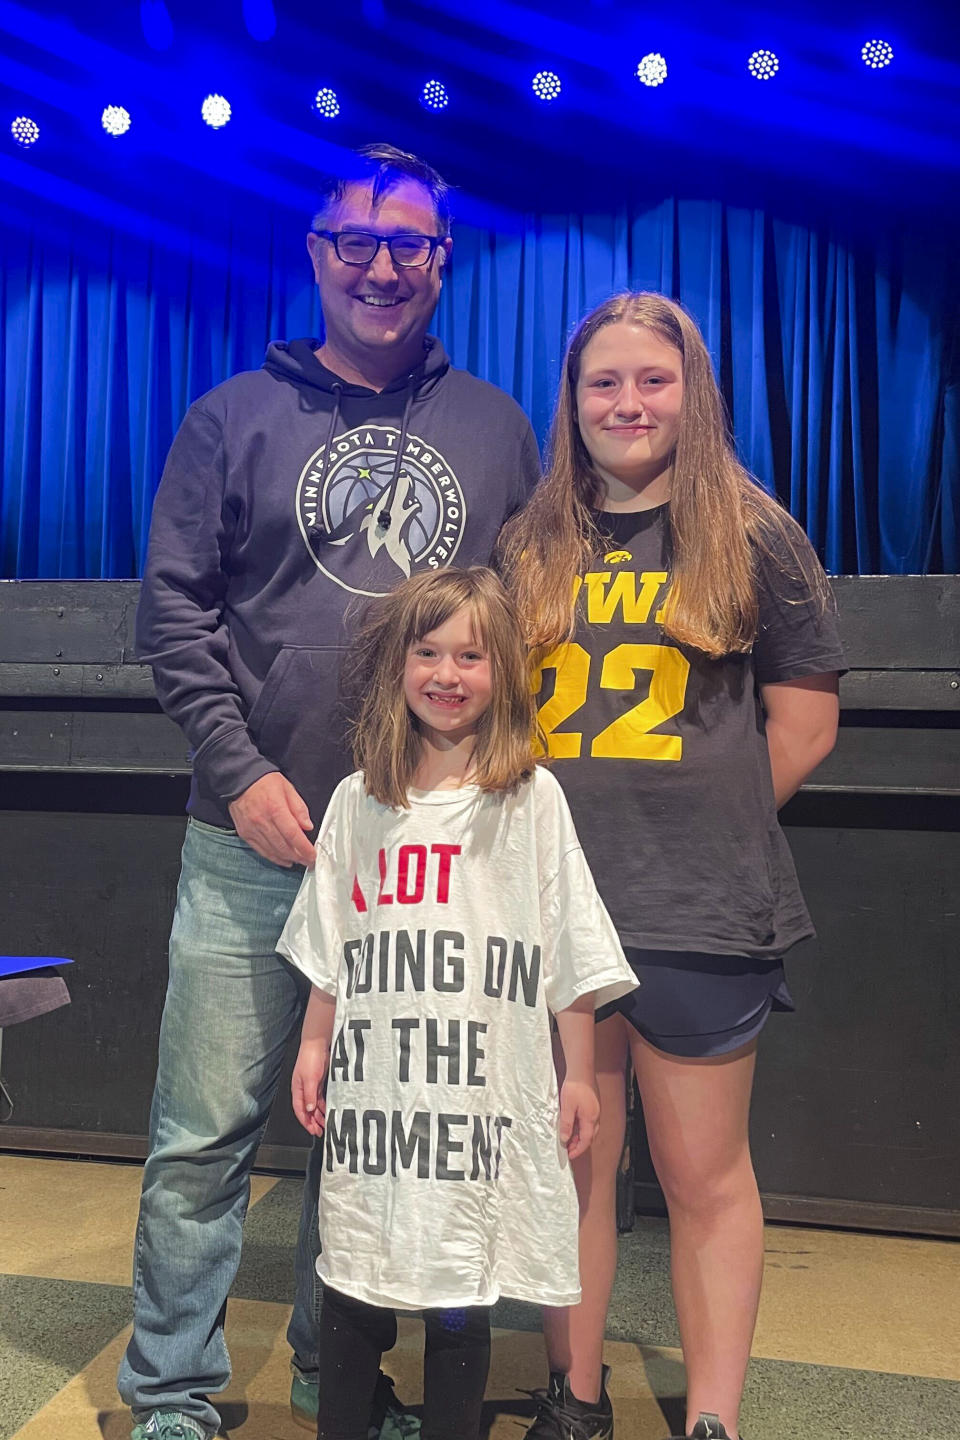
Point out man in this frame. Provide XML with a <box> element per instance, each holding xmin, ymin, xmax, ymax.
<box><xmin>119</xmin><ymin>143</ymin><xmax>540</xmax><ymax>1440</ymax></box>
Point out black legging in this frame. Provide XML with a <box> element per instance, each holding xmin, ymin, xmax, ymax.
<box><xmin>315</xmin><ymin>1283</ymin><xmax>491</xmax><ymax>1440</ymax></box>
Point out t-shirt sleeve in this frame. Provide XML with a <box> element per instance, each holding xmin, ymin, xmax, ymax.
<box><xmin>752</xmin><ymin>518</ymin><xmax>847</xmax><ymax>684</ymax></box>
<box><xmin>276</xmin><ymin>778</ymin><xmax>353</xmax><ymax>993</ymax></box>
<box><xmin>535</xmin><ymin>771</ymin><xmax>638</xmax><ymax>1014</ymax></box>
<box><xmin>276</xmin><ymin>844</ymin><xmax>343</xmax><ymax>995</ymax></box>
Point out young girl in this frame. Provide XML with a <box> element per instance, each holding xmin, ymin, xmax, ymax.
<box><xmin>278</xmin><ymin>566</ymin><xmax>637</xmax><ymax>1440</ymax></box>
<box><xmin>499</xmin><ymin>293</ymin><xmax>844</xmax><ymax>1440</ymax></box>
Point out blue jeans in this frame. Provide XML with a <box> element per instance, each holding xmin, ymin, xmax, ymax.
<box><xmin>117</xmin><ymin>819</ymin><xmax>324</xmax><ymax>1436</ymax></box>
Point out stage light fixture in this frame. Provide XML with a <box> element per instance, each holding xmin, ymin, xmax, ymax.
<box><xmin>636</xmin><ymin>53</ymin><xmax>668</xmax><ymax>87</ymax></box>
<box><xmin>420</xmin><ymin>79</ymin><xmax>449</xmax><ymax>110</ymax></box>
<box><xmin>11</xmin><ymin>115</ymin><xmax>39</xmax><ymax>147</ymax></box>
<box><xmin>748</xmin><ymin>49</ymin><xmax>779</xmax><ymax>80</ymax></box>
<box><xmin>313</xmin><ymin>88</ymin><xmax>340</xmax><ymax>118</ymax></box>
<box><xmin>102</xmin><ymin>105</ymin><xmax>132</xmax><ymax>137</ymax></box>
<box><xmin>861</xmin><ymin>39</ymin><xmax>894</xmax><ymax>69</ymax></box>
<box><xmin>201</xmin><ymin>93</ymin><xmax>232</xmax><ymax>129</ymax></box>
<box><xmin>532</xmin><ymin>70</ymin><xmax>562</xmax><ymax>101</ymax></box>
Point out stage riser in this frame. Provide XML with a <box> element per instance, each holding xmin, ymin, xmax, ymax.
<box><xmin>0</xmin><ymin>578</ymin><xmax>956</xmax><ymax>1234</ymax></box>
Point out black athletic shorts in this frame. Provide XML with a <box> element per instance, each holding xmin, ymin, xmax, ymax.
<box><xmin>596</xmin><ymin>947</ymin><xmax>795</xmax><ymax>1058</ymax></box>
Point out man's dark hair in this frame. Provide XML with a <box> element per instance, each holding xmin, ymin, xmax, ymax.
<box><xmin>311</xmin><ymin>143</ymin><xmax>452</xmax><ymax>237</ymax></box>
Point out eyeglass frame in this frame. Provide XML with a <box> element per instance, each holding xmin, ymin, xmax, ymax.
<box><xmin>314</xmin><ymin>229</ymin><xmax>446</xmax><ymax>268</ymax></box>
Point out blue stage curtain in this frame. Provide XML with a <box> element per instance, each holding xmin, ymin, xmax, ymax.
<box><xmin>1</xmin><ymin>198</ymin><xmax>956</xmax><ymax>577</ymax></box>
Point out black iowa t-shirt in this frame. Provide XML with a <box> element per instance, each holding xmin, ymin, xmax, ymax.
<box><xmin>536</xmin><ymin>504</ymin><xmax>845</xmax><ymax>958</ymax></box>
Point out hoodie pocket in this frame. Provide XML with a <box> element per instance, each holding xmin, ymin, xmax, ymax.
<box><xmin>247</xmin><ymin>644</ymin><xmax>350</xmax><ymax>786</ymax></box>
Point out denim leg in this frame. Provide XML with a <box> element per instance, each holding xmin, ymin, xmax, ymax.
<box><xmin>287</xmin><ymin>1134</ymin><xmax>324</xmax><ymax>1376</ymax></box>
<box><xmin>117</xmin><ymin>819</ymin><xmax>306</xmax><ymax>1435</ymax></box>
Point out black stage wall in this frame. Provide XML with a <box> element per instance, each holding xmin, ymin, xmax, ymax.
<box><xmin>0</xmin><ymin>578</ymin><xmax>957</xmax><ymax>1236</ymax></box>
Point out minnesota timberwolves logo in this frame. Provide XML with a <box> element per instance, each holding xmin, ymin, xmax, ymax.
<box><xmin>297</xmin><ymin>425</ymin><xmax>466</xmax><ymax>596</ymax></box>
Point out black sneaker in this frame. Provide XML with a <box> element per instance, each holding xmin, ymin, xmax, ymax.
<box><xmin>524</xmin><ymin>1365</ymin><xmax>614</xmax><ymax>1439</ymax></box>
<box><xmin>664</xmin><ymin>1415</ymin><xmax>740</xmax><ymax>1440</ymax></box>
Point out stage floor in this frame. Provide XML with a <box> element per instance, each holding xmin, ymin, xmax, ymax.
<box><xmin>2</xmin><ymin>1155</ymin><xmax>958</xmax><ymax>1439</ymax></box>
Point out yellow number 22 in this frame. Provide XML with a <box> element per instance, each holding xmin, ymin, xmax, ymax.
<box><xmin>534</xmin><ymin>642</ymin><xmax>690</xmax><ymax>762</ymax></box>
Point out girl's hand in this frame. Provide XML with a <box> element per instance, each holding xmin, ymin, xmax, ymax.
<box><xmin>559</xmin><ymin>1076</ymin><xmax>600</xmax><ymax>1159</ymax></box>
<box><xmin>292</xmin><ymin>1041</ymin><xmax>329</xmax><ymax>1137</ymax></box>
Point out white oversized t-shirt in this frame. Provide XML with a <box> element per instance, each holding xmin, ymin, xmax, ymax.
<box><xmin>278</xmin><ymin>765</ymin><xmax>636</xmax><ymax>1311</ymax></box>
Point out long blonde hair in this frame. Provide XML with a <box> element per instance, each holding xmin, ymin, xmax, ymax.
<box><xmin>499</xmin><ymin>292</ymin><xmax>830</xmax><ymax>658</ymax></box>
<box><xmin>342</xmin><ymin>568</ymin><xmax>537</xmax><ymax>809</ymax></box>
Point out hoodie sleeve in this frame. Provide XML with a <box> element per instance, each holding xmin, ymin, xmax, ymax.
<box><xmin>511</xmin><ymin>420</ymin><xmax>542</xmax><ymax>517</ymax></box>
<box><xmin>135</xmin><ymin>402</ymin><xmax>279</xmax><ymax>803</ymax></box>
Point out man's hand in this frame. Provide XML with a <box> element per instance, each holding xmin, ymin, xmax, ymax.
<box><xmin>559</xmin><ymin>1076</ymin><xmax>600</xmax><ymax>1160</ymax></box>
<box><xmin>292</xmin><ymin>1039</ymin><xmax>328</xmax><ymax>1137</ymax></box>
<box><xmin>228</xmin><ymin>773</ymin><xmax>315</xmax><ymax>867</ymax></box>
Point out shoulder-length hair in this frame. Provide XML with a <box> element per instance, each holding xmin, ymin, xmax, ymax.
<box><xmin>342</xmin><ymin>567</ymin><xmax>537</xmax><ymax>809</ymax></box>
<box><xmin>499</xmin><ymin>291</ymin><xmax>830</xmax><ymax>659</ymax></box>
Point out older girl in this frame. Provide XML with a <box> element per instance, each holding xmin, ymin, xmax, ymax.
<box><xmin>500</xmin><ymin>293</ymin><xmax>843</xmax><ymax>1440</ymax></box>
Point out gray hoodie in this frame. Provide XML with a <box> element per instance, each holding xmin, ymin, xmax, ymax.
<box><xmin>136</xmin><ymin>336</ymin><xmax>540</xmax><ymax>828</ymax></box>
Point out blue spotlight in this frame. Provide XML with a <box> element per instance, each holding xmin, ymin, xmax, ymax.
<box><xmin>102</xmin><ymin>104</ymin><xmax>132</xmax><ymax>137</ymax></box>
<box><xmin>636</xmin><ymin>53</ymin><xmax>668</xmax><ymax>87</ymax></box>
<box><xmin>420</xmin><ymin>79</ymin><xmax>449</xmax><ymax>111</ymax></box>
<box><xmin>11</xmin><ymin>115</ymin><xmax>39</xmax><ymax>148</ymax></box>
<box><xmin>748</xmin><ymin>49</ymin><xmax>780</xmax><ymax>80</ymax></box>
<box><xmin>532</xmin><ymin>70</ymin><xmax>562</xmax><ymax>102</ymax></box>
<box><xmin>313</xmin><ymin>88</ymin><xmax>340</xmax><ymax>119</ymax></box>
<box><xmin>861</xmin><ymin>38</ymin><xmax>894</xmax><ymax>69</ymax></box>
<box><xmin>140</xmin><ymin>0</ymin><xmax>173</xmax><ymax>50</ymax></box>
<box><xmin>202</xmin><ymin>93</ymin><xmax>232</xmax><ymax>129</ymax></box>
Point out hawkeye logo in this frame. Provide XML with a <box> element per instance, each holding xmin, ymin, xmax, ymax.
<box><xmin>297</xmin><ymin>425</ymin><xmax>466</xmax><ymax>596</ymax></box>
<box><xmin>603</xmin><ymin>549</ymin><xmax>633</xmax><ymax>565</ymax></box>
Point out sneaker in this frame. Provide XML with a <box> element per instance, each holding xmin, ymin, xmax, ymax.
<box><xmin>371</xmin><ymin>1372</ymin><xmax>422</xmax><ymax>1438</ymax></box>
<box><xmin>690</xmin><ymin>1418</ymin><xmax>741</xmax><ymax>1440</ymax></box>
<box><xmin>130</xmin><ymin>1415</ymin><xmax>207</xmax><ymax>1440</ymax></box>
<box><xmin>524</xmin><ymin>1365</ymin><xmax>614</xmax><ymax>1440</ymax></box>
<box><xmin>290</xmin><ymin>1369</ymin><xmax>422</xmax><ymax>1437</ymax></box>
<box><xmin>290</xmin><ymin>1371</ymin><xmax>318</xmax><ymax>1433</ymax></box>
<box><xmin>663</xmin><ymin>1415</ymin><xmax>741</xmax><ymax>1440</ymax></box>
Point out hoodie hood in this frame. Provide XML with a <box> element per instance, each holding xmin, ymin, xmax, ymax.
<box><xmin>263</xmin><ymin>334</ymin><xmax>451</xmax><ymax>402</ymax></box>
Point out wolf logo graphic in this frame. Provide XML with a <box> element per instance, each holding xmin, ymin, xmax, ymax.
<box><xmin>359</xmin><ymin>471</ymin><xmax>422</xmax><ymax>578</ymax></box>
<box><xmin>297</xmin><ymin>426</ymin><xmax>466</xmax><ymax>596</ymax></box>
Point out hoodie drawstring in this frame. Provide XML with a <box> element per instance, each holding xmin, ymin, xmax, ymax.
<box><xmin>307</xmin><ymin>381</ymin><xmax>344</xmax><ymax>550</ymax></box>
<box><xmin>310</xmin><ymin>374</ymin><xmax>417</xmax><ymax>548</ymax></box>
<box><xmin>376</xmin><ymin>375</ymin><xmax>416</xmax><ymax>532</ymax></box>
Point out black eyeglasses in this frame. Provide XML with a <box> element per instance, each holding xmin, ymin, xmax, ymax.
<box><xmin>316</xmin><ymin>230</ymin><xmax>444</xmax><ymax>268</ymax></box>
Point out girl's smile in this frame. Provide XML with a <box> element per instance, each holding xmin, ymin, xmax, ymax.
<box><xmin>424</xmin><ymin>691</ymin><xmax>467</xmax><ymax>708</ymax></box>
